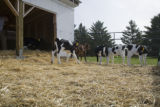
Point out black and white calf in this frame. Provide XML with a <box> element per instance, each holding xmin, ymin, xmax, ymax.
<box><xmin>126</xmin><ymin>44</ymin><xmax>148</xmax><ymax>66</ymax></box>
<box><xmin>95</xmin><ymin>45</ymin><xmax>126</xmax><ymax>65</ymax></box>
<box><xmin>51</xmin><ymin>38</ymin><xmax>80</xmax><ymax>64</ymax></box>
<box><xmin>106</xmin><ymin>45</ymin><xmax>126</xmax><ymax>64</ymax></box>
<box><xmin>24</xmin><ymin>37</ymin><xmax>40</xmax><ymax>50</ymax></box>
<box><xmin>95</xmin><ymin>45</ymin><xmax>106</xmax><ymax>65</ymax></box>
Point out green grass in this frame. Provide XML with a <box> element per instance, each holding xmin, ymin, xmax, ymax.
<box><xmin>86</xmin><ymin>56</ymin><xmax>158</xmax><ymax>65</ymax></box>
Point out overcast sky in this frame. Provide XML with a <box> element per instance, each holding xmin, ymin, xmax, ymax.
<box><xmin>75</xmin><ymin>0</ymin><xmax>160</xmax><ymax>32</ymax></box>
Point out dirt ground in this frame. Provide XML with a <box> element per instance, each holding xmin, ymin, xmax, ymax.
<box><xmin>0</xmin><ymin>50</ymin><xmax>160</xmax><ymax>107</ymax></box>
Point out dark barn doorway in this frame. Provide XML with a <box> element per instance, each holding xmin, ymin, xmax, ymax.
<box><xmin>0</xmin><ymin>0</ymin><xmax>56</xmax><ymax>51</ymax></box>
<box><xmin>0</xmin><ymin>0</ymin><xmax>16</xmax><ymax>50</ymax></box>
<box><xmin>24</xmin><ymin>7</ymin><xmax>55</xmax><ymax>50</ymax></box>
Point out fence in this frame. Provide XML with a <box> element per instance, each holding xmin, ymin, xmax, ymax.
<box><xmin>75</xmin><ymin>31</ymin><xmax>160</xmax><ymax>45</ymax></box>
<box><xmin>108</xmin><ymin>32</ymin><xmax>123</xmax><ymax>44</ymax></box>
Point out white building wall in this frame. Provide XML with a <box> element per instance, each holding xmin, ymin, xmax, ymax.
<box><xmin>23</xmin><ymin>0</ymin><xmax>75</xmax><ymax>41</ymax></box>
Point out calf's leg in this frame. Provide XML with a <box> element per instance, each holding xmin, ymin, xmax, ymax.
<box><xmin>57</xmin><ymin>53</ymin><xmax>61</xmax><ymax>64</ymax></box>
<box><xmin>127</xmin><ymin>56</ymin><xmax>131</xmax><ymax>66</ymax></box>
<box><xmin>51</xmin><ymin>50</ymin><xmax>56</xmax><ymax>64</ymax></box>
<box><xmin>66</xmin><ymin>53</ymin><xmax>72</xmax><ymax>62</ymax></box>
<box><xmin>72</xmin><ymin>50</ymin><xmax>80</xmax><ymax>64</ymax></box>
<box><xmin>96</xmin><ymin>54</ymin><xmax>99</xmax><ymax>64</ymax></box>
<box><xmin>121</xmin><ymin>53</ymin><xmax>125</xmax><ymax>65</ymax></box>
<box><xmin>122</xmin><ymin>56</ymin><xmax>125</xmax><ymax>65</ymax></box>
<box><xmin>111</xmin><ymin>55</ymin><xmax>114</xmax><ymax>64</ymax></box>
<box><xmin>80</xmin><ymin>56</ymin><xmax>82</xmax><ymax>61</ymax></box>
<box><xmin>84</xmin><ymin>53</ymin><xmax>87</xmax><ymax>62</ymax></box>
<box><xmin>99</xmin><ymin>56</ymin><xmax>102</xmax><ymax>65</ymax></box>
<box><xmin>139</xmin><ymin>55</ymin><xmax>143</xmax><ymax>66</ymax></box>
<box><xmin>106</xmin><ymin>56</ymin><xmax>109</xmax><ymax>65</ymax></box>
<box><xmin>143</xmin><ymin>54</ymin><xmax>147</xmax><ymax>66</ymax></box>
<box><xmin>127</xmin><ymin>52</ymin><xmax>133</xmax><ymax>66</ymax></box>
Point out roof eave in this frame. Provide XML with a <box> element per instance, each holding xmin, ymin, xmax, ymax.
<box><xmin>59</xmin><ymin>0</ymin><xmax>81</xmax><ymax>8</ymax></box>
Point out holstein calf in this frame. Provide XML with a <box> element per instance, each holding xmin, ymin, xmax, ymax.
<box><xmin>126</xmin><ymin>44</ymin><xmax>148</xmax><ymax>66</ymax></box>
<box><xmin>51</xmin><ymin>38</ymin><xmax>80</xmax><ymax>64</ymax></box>
<box><xmin>24</xmin><ymin>37</ymin><xmax>40</xmax><ymax>50</ymax></box>
<box><xmin>106</xmin><ymin>45</ymin><xmax>126</xmax><ymax>65</ymax></box>
<box><xmin>95</xmin><ymin>45</ymin><xmax>106</xmax><ymax>65</ymax></box>
<box><xmin>95</xmin><ymin>45</ymin><xmax>126</xmax><ymax>65</ymax></box>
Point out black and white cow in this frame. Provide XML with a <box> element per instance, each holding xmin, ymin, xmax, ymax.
<box><xmin>51</xmin><ymin>38</ymin><xmax>80</xmax><ymax>64</ymax></box>
<box><xmin>126</xmin><ymin>44</ymin><xmax>148</xmax><ymax>66</ymax></box>
<box><xmin>95</xmin><ymin>44</ymin><xmax>126</xmax><ymax>65</ymax></box>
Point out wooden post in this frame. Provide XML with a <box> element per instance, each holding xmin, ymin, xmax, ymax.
<box><xmin>23</xmin><ymin>6</ymin><xmax>35</xmax><ymax>18</ymax></box>
<box><xmin>3</xmin><ymin>0</ymin><xmax>19</xmax><ymax>17</ymax></box>
<box><xmin>53</xmin><ymin>14</ymin><xmax>57</xmax><ymax>46</ymax></box>
<box><xmin>16</xmin><ymin>0</ymin><xmax>24</xmax><ymax>57</ymax></box>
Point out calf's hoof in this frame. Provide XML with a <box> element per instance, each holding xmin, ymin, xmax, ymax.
<box><xmin>58</xmin><ymin>62</ymin><xmax>61</xmax><ymax>64</ymax></box>
<box><xmin>77</xmin><ymin>61</ymin><xmax>80</xmax><ymax>64</ymax></box>
<box><xmin>99</xmin><ymin>63</ymin><xmax>102</xmax><ymax>65</ymax></box>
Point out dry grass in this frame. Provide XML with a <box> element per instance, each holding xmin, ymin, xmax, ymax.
<box><xmin>0</xmin><ymin>50</ymin><xmax>160</xmax><ymax>107</ymax></box>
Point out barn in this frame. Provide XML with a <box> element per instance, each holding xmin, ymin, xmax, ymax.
<box><xmin>0</xmin><ymin>0</ymin><xmax>80</xmax><ymax>57</ymax></box>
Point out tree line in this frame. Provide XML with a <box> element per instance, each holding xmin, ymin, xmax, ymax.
<box><xmin>74</xmin><ymin>14</ymin><xmax>160</xmax><ymax>57</ymax></box>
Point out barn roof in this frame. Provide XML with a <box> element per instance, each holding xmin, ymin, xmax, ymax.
<box><xmin>59</xmin><ymin>0</ymin><xmax>81</xmax><ymax>7</ymax></box>
<box><xmin>70</xmin><ymin>0</ymin><xmax>81</xmax><ymax>5</ymax></box>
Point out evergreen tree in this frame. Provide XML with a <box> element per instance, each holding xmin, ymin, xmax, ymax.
<box><xmin>74</xmin><ymin>23</ymin><xmax>89</xmax><ymax>44</ymax></box>
<box><xmin>121</xmin><ymin>20</ymin><xmax>143</xmax><ymax>45</ymax></box>
<box><xmin>144</xmin><ymin>14</ymin><xmax>160</xmax><ymax>56</ymax></box>
<box><xmin>89</xmin><ymin>21</ymin><xmax>114</xmax><ymax>55</ymax></box>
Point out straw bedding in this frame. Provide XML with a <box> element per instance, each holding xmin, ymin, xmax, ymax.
<box><xmin>0</xmin><ymin>50</ymin><xmax>160</xmax><ymax>107</ymax></box>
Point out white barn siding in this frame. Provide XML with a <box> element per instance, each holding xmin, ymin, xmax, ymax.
<box><xmin>23</xmin><ymin>0</ymin><xmax>75</xmax><ymax>41</ymax></box>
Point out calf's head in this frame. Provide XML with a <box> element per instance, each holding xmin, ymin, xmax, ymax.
<box><xmin>137</xmin><ymin>46</ymin><xmax>148</xmax><ymax>55</ymax></box>
<box><xmin>112</xmin><ymin>47</ymin><xmax>117</xmax><ymax>54</ymax></box>
<box><xmin>84</xmin><ymin>43</ymin><xmax>90</xmax><ymax>50</ymax></box>
<box><xmin>73</xmin><ymin>41</ymin><xmax>79</xmax><ymax>47</ymax></box>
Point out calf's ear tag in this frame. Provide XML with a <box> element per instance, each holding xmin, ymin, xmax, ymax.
<box><xmin>142</xmin><ymin>47</ymin><xmax>144</xmax><ymax>51</ymax></box>
<box><xmin>76</xmin><ymin>42</ymin><xmax>79</xmax><ymax>46</ymax></box>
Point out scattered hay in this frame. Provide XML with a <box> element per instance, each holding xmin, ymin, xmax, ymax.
<box><xmin>0</xmin><ymin>50</ymin><xmax>160</xmax><ymax>107</ymax></box>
